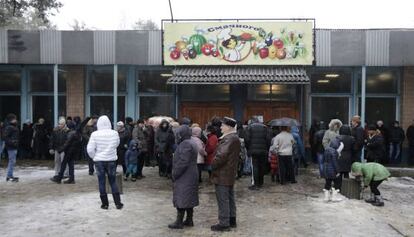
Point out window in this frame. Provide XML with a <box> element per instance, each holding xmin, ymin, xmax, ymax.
<box><xmin>29</xmin><ymin>68</ymin><xmax>66</xmax><ymax>92</ymax></box>
<box><xmin>180</xmin><ymin>85</ymin><xmax>230</xmax><ymax>101</ymax></box>
<box><xmin>32</xmin><ymin>96</ymin><xmax>66</xmax><ymax>124</ymax></box>
<box><xmin>90</xmin><ymin>96</ymin><xmax>125</xmax><ymax>122</ymax></box>
<box><xmin>0</xmin><ymin>70</ymin><xmax>21</xmax><ymax>92</ymax></box>
<box><xmin>247</xmin><ymin>84</ymin><xmax>296</xmax><ymax>101</ymax></box>
<box><xmin>312</xmin><ymin>97</ymin><xmax>349</xmax><ymax>124</ymax></box>
<box><xmin>311</xmin><ymin>71</ymin><xmax>352</xmax><ymax>93</ymax></box>
<box><xmin>89</xmin><ymin>67</ymin><xmax>126</xmax><ymax>93</ymax></box>
<box><xmin>140</xmin><ymin>96</ymin><xmax>175</xmax><ymax>118</ymax></box>
<box><xmin>358</xmin><ymin>69</ymin><xmax>399</xmax><ymax>94</ymax></box>
<box><xmin>138</xmin><ymin>70</ymin><xmax>172</xmax><ymax>93</ymax></box>
<box><xmin>0</xmin><ymin>96</ymin><xmax>20</xmax><ymax>121</ymax></box>
<box><xmin>359</xmin><ymin>98</ymin><xmax>396</xmax><ymax>126</ymax></box>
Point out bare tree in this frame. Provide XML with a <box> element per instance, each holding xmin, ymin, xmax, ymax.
<box><xmin>69</xmin><ymin>19</ymin><xmax>93</xmax><ymax>31</ymax></box>
<box><xmin>132</xmin><ymin>19</ymin><xmax>159</xmax><ymax>30</ymax></box>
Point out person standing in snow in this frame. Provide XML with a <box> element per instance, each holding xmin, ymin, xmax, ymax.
<box><xmin>87</xmin><ymin>115</ymin><xmax>123</xmax><ymax>210</ymax></box>
<box><xmin>322</xmin><ymin>137</ymin><xmax>344</xmax><ymax>202</ymax></box>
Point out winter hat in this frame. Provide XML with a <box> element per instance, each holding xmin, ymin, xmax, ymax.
<box><xmin>137</xmin><ymin>118</ymin><xmax>144</xmax><ymax>124</ymax></box>
<box><xmin>222</xmin><ymin>117</ymin><xmax>237</xmax><ymax>128</ymax></box>
<box><xmin>192</xmin><ymin>126</ymin><xmax>202</xmax><ymax>137</ymax></box>
<box><xmin>58</xmin><ymin>117</ymin><xmax>66</xmax><ymax>125</ymax></box>
<box><xmin>117</xmin><ymin>121</ymin><xmax>124</xmax><ymax>127</ymax></box>
<box><xmin>368</xmin><ymin>124</ymin><xmax>377</xmax><ymax>131</ymax></box>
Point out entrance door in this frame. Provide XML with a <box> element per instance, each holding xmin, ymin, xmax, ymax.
<box><xmin>244</xmin><ymin>102</ymin><xmax>299</xmax><ymax>123</ymax></box>
<box><xmin>180</xmin><ymin>102</ymin><xmax>233</xmax><ymax>128</ymax></box>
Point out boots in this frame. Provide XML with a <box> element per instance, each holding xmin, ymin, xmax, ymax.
<box><xmin>365</xmin><ymin>193</ymin><xmax>376</xmax><ymax>203</ymax></box>
<box><xmin>183</xmin><ymin>208</ymin><xmax>194</xmax><ymax>227</ymax></box>
<box><xmin>211</xmin><ymin>223</ymin><xmax>230</xmax><ymax>232</ymax></box>
<box><xmin>323</xmin><ymin>189</ymin><xmax>331</xmax><ymax>202</ymax></box>
<box><xmin>100</xmin><ymin>195</ymin><xmax>109</xmax><ymax>210</ymax></box>
<box><xmin>112</xmin><ymin>193</ymin><xmax>124</xmax><ymax>209</ymax></box>
<box><xmin>168</xmin><ymin>209</ymin><xmax>185</xmax><ymax>229</ymax></box>
<box><xmin>371</xmin><ymin>195</ymin><xmax>384</xmax><ymax>207</ymax></box>
<box><xmin>331</xmin><ymin>188</ymin><xmax>343</xmax><ymax>202</ymax></box>
<box><xmin>230</xmin><ymin>217</ymin><xmax>237</xmax><ymax>228</ymax></box>
<box><xmin>50</xmin><ymin>176</ymin><xmax>61</xmax><ymax>184</ymax></box>
<box><xmin>63</xmin><ymin>178</ymin><xmax>75</xmax><ymax>184</ymax></box>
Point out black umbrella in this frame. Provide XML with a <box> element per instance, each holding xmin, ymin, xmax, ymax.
<box><xmin>268</xmin><ymin>117</ymin><xmax>300</xmax><ymax>127</ymax></box>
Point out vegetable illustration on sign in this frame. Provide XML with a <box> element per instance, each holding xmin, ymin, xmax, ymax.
<box><xmin>164</xmin><ymin>22</ymin><xmax>313</xmax><ymax>65</ymax></box>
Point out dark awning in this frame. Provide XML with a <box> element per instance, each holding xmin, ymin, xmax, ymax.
<box><xmin>167</xmin><ymin>67</ymin><xmax>310</xmax><ymax>85</ymax></box>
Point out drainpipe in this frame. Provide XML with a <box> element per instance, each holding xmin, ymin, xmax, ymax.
<box><xmin>361</xmin><ymin>66</ymin><xmax>366</xmax><ymax>162</ymax></box>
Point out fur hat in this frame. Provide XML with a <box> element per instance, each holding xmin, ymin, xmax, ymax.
<box><xmin>222</xmin><ymin>117</ymin><xmax>237</xmax><ymax>128</ymax></box>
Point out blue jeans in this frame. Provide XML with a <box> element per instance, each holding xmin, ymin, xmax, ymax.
<box><xmin>317</xmin><ymin>152</ymin><xmax>324</xmax><ymax>177</ymax></box>
<box><xmin>389</xmin><ymin>142</ymin><xmax>401</xmax><ymax>163</ymax></box>
<box><xmin>126</xmin><ymin>164</ymin><xmax>137</xmax><ymax>176</ymax></box>
<box><xmin>7</xmin><ymin>149</ymin><xmax>17</xmax><ymax>178</ymax></box>
<box><xmin>95</xmin><ymin>161</ymin><xmax>119</xmax><ymax>195</ymax></box>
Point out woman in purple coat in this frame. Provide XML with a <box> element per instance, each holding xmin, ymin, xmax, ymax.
<box><xmin>168</xmin><ymin>125</ymin><xmax>199</xmax><ymax>229</ymax></box>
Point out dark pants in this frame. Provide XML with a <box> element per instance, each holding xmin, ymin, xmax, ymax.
<box><xmin>252</xmin><ymin>155</ymin><xmax>266</xmax><ymax>187</ymax></box>
<box><xmin>136</xmin><ymin>152</ymin><xmax>146</xmax><ymax>177</ymax></box>
<box><xmin>158</xmin><ymin>152</ymin><xmax>172</xmax><ymax>176</ymax></box>
<box><xmin>325</xmin><ymin>176</ymin><xmax>342</xmax><ymax>190</ymax></box>
<box><xmin>95</xmin><ymin>161</ymin><xmax>119</xmax><ymax>195</ymax></box>
<box><xmin>58</xmin><ymin>154</ymin><xmax>75</xmax><ymax>180</ymax></box>
<box><xmin>370</xmin><ymin>180</ymin><xmax>384</xmax><ymax>195</ymax></box>
<box><xmin>117</xmin><ymin>149</ymin><xmax>127</xmax><ymax>174</ymax></box>
<box><xmin>84</xmin><ymin>148</ymin><xmax>94</xmax><ymax>174</ymax></box>
<box><xmin>279</xmin><ymin>155</ymin><xmax>295</xmax><ymax>184</ymax></box>
<box><xmin>197</xmin><ymin>164</ymin><xmax>203</xmax><ymax>182</ymax></box>
<box><xmin>215</xmin><ymin>185</ymin><xmax>236</xmax><ymax>227</ymax></box>
<box><xmin>408</xmin><ymin>145</ymin><xmax>414</xmax><ymax>165</ymax></box>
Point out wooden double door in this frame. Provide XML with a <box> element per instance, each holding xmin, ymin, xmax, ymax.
<box><xmin>180</xmin><ymin>102</ymin><xmax>298</xmax><ymax>127</ymax></box>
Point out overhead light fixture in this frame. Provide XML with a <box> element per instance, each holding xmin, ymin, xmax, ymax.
<box><xmin>378</xmin><ymin>72</ymin><xmax>392</xmax><ymax>81</ymax></box>
<box><xmin>325</xmin><ymin>74</ymin><xmax>339</xmax><ymax>78</ymax></box>
<box><xmin>317</xmin><ymin>80</ymin><xmax>330</xmax><ymax>83</ymax></box>
<box><xmin>160</xmin><ymin>73</ymin><xmax>173</xmax><ymax>77</ymax></box>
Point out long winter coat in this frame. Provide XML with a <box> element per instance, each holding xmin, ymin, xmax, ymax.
<box><xmin>407</xmin><ymin>125</ymin><xmax>414</xmax><ymax>146</ymax></box>
<box><xmin>191</xmin><ymin>127</ymin><xmax>207</xmax><ymax>164</ymax></box>
<box><xmin>132</xmin><ymin>125</ymin><xmax>149</xmax><ymax>152</ymax></box>
<box><xmin>59</xmin><ymin>130</ymin><xmax>82</xmax><ymax>159</ymax></box>
<box><xmin>352</xmin><ymin>125</ymin><xmax>365</xmax><ymax>153</ymax></box>
<box><xmin>322</xmin><ymin>119</ymin><xmax>342</xmax><ymax>149</ymax></box>
<box><xmin>205</xmin><ymin>133</ymin><xmax>218</xmax><ymax>165</ymax></box>
<box><xmin>172</xmin><ymin>125</ymin><xmax>199</xmax><ymax>209</ymax></box>
<box><xmin>338</xmin><ymin>126</ymin><xmax>356</xmax><ymax>173</ymax></box>
<box><xmin>366</xmin><ymin>133</ymin><xmax>386</xmax><ymax>163</ymax></box>
<box><xmin>20</xmin><ymin>123</ymin><xmax>33</xmax><ymax>150</ymax></box>
<box><xmin>322</xmin><ymin>138</ymin><xmax>343</xmax><ymax>179</ymax></box>
<box><xmin>245</xmin><ymin>122</ymin><xmax>271</xmax><ymax>157</ymax></box>
<box><xmin>33</xmin><ymin>123</ymin><xmax>49</xmax><ymax>155</ymax></box>
<box><xmin>49</xmin><ymin>126</ymin><xmax>69</xmax><ymax>151</ymax></box>
<box><xmin>155</xmin><ymin>120</ymin><xmax>175</xmax><ymax>155</ymax></box>
<box><xmin>211</xmin><ymin>131</ymin><xmax>241</xmax><ymax>186</ymax></box>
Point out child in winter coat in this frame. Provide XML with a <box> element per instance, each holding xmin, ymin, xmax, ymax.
<box><xmin>322</xmin><ymin>137</ymin><xmax>344</xmax><ymax>202</ymax></box>
<box><xmin>124</xmin><ymin>139</ymin><xmax>140</xmax><ymax>181</ymax></box>
<box><xmin>351</xmin><ymin>162</ymin><xmax>390</xmax><ymax>207</ymax></box>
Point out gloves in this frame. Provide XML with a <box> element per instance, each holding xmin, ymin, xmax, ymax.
<box><xmin>49</xmin><ymin>149</ymin><xmax>55</xmax><ymax>155</ymax></box>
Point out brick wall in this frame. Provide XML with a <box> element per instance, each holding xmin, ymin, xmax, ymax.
<box><xmin>402</xmin><ymin>67</ymin><xmax>414</xmax><ymax>132</ymax></box>
<box><xmin>65</xmin><ymin>66</ymin><xmax>85</xmax><ymax>119</ymax></box>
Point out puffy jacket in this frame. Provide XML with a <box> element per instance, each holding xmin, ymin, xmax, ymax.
<box><xmin>191</xmin><ymin>127</ymin><xmax>207</xmax><ymax>164</ymax></box>
<box><xmin>351</xmin><ymin>162</ymin><xmax>390</xmax><ymax>186</ymax></box>
<box><xmin>388</xmin><ymin>126</ymin><xmax>405</xmax><ymax>143</ymax></box>
<box><xmin>322</xmin><ymin>138</ymin><xmax>343</xmax><ymax>179</ymax></box>
<box><xmin>132</xmin><ymin>125</ymin><xmax>149</xmax><ymax>152</ymax></box>
<box><xmin>87</xmin><ymin>116</ymin><xmax>120</xmax><ymax>162</ymax></box>
<box><xmin>4</xmin><ymin>123</ymin><xmax>19</xmax><ymax>149</ymax></box>
<box><xmin>322</xmin><ymin>119</ymin><xmax>342</xmax><ymax>149</ymax></box>
<box><xmin>125</xmin><ymin>140</ymin><xmax>139</xmax><ymax>165</ymax></box>
<box><xmin>245</xmin><ymin>122</ymin><xmax>271</xmax><ymax>156</ymax></box>
<box><xmin>211</xmin><ymin>131</ymin><xmax>241</xmax><ymax>186</ymax></box>
<box><xmin>366</xmin><ymin>134</ymin><xmax>386</xmax><ymax>163</ymax></box>
<box><xmin>155</xmin><ymin>120</ymin><xmax>175</xmax><ymax>154</ymax></box>
<box><xmin>59</xmin><ymin>130</ymin><xmax>82</xmax><ymax>158</ymax></box>
<box><xmin>49</xmin><ymin>126</ymin><xmax>69</xmax><ymax>151</ymax></box>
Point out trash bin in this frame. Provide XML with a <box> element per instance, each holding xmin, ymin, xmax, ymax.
<box><xmin>340</xmin><ymin>178</ymin><xmax>362</xmax><ymax>199</ymax></box>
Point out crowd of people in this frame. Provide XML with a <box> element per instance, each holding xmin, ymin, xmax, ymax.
<box><xmin>1</xmin><ymin>112</ymin><xmax>414</xmax><ymax>231</ymax></box>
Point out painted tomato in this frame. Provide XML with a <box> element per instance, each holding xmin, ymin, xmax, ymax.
<box><xmin>276</xmin><ymin>48</ymin><xmax>286</xmax><ymax>59</ymax></box>
<box><xmin>259</xmin><ymin>48</ymin><xmax>269</xmax><ymax>59</ymax></box>
<box><xmin>201</xmin><ymin>43</ymin><xmax>213</xmax><ymax>56</ymax></box>
<box><xmin>240</xmin><ymin>32</ymin><xmax>253</xmax><ymax>41</ymax></box>
<box><xmin>211</xmin><ymin>48</ymin><xmax>220</xmax><ymax>57</ymax></box>
<box><xmin>170</xmin><ymin>49</ymin><xmax>180</xmax><ymax>60</ymax></box>
<box><xmin>273</xmin><ymin>39</ymin><xmax>284</xmax><ymax>49</ymax></box>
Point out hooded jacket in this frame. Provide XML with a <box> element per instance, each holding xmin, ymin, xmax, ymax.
<box><xmin>87</xmin><ymin>116</ymin><xmax>120</xmax><ymax>162</ymax></box>
<box><xmin>322</xmin><ymin>119</ymin><xmax>342</xmax><ymax>149</ymax></box>
<box><xmin>351</xmin><ymin>162</ymin><xmax>390</xmax><ymax>186</ymax></box>
<box><xmin>291</xmin><ymin>126</ymin><xmax>305</xmax><ymax>159</ymax></box>
<box><xmin>322</xmin><ymin>137</ymin><xmax>344</xmax><ymax>179</ymax></box>
<box><xmin>155</xmin><ymin>120</ymin><xmax>175</xmax><ymax>154</ymax></box>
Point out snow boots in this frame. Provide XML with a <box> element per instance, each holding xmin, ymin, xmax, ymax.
<box><xmin>168</xmin><ymin>209</ymin><xmax>185</xmax><ymax>229</ymax></box>
<box><xmin>100</xmin><ymin>195</ymin><xmax>109</xmax><ymax>210</ymax></box>
<box><xmin>331</xmin><ymin>188</ymin><xmax>343</xmax><ymax>202</ymax></box>
<box><xmin>365</xmin><ymin>193</ymin><xmax>376</xmax><ymax>203</ymax></box>
<box><xmin>6</xmin><ymin>176</ymin><xmax>19</xmax><ymax>182</ymax></box>
<box><xmin>371</xmin><ymin>195</ymin><xmax>384</xmax><ymax>207</ymax></box>
<box><xmin>112</xmin><ymin>193</ymin><xmax>124</xmax><ymax>209</ymax></box>
<box><xmin>183</xmin><ymin>208</ymin><xmax>194</xmax><ymax>227</ymax></box>
<box><xmin>323</xmin><ymin>189</ymin><xmax>330</xmax><ymax>202</ymax></box>
<box><xmin>230</xmin><ymin>217</ymin><xmax>237</xmax><ymax>228</ymax></box>
<box><xmin>50</xmin><ymin>176</ymin><xmax>61</xmax><ymax>184</ymax></box>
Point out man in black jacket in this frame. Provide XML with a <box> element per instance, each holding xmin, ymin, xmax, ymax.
<box><xmin>407</xmin><ymin>120</ymin><xmax>414</xmax><ymax>165</ymax></box>
<box><xmin>388</xmin><ymin>121</ymin><xmax>405</xmax><ymax>164</ymax></box>
<box><xmin>4</xmin><ymin>114</ymin><xmax>20</xmax><ymax>182</ymax></box>
<box><xmin>351</xmin><ymin>115</ymin><xmax>365</xmax><ymax>162</ymax></box>
<box><xmin>366</xmin><ymin>124</ymin><xmax>386</xmax><ymax>163</ymax></box>
<box><xmin>245</xmin><ymin>116</ymin><xmax>271</xmax><ymax>190</ymax></box>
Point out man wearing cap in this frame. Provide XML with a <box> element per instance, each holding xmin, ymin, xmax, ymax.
<box><xmin>351</xmin><ymin>115</ymin><xmax>365</xmax><ymax>162</ymax></box>
<box><xmin>49</xmin><ymin>117</ymin><xmax>70</xmax><ymax>178</ymax></box>
<box><xmin>210</xmin><ymin>117</ymin><xmax>241</xmax><ymax>232</ymax></box>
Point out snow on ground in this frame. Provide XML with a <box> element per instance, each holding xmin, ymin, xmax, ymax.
<box><xmin>0</xmin><ymin>163</ymin><xmax>413</xmax><ymax>237</ymax></box>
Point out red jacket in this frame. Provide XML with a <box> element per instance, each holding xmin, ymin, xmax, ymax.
<box><xmin>205</xmin><ymin>133</ymin><xmax>218</xmax><ymax>165</ymax></box>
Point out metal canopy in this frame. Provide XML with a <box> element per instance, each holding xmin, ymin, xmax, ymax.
<box><xmin>167</xmin><ymin>67</ymin><xmax>310</xmax><ymax>85</ymax></box>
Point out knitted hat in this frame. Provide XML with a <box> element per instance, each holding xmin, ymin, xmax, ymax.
<box><xmin>117</xmin><ymin>121</ymin><xmax>124</xmax><ymax>127</ymax></box>
<box><xmin>222</xmin><ymin>117</ymin><xmax>237</xmax><ymax>128</ymax></box>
